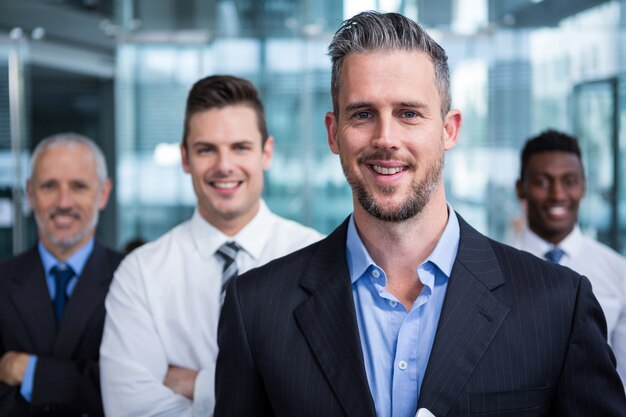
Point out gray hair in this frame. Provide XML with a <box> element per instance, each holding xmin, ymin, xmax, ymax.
<box><xmin>30</xmin><ymin>132</ymin><xmax>108</xmax><ymax>185</ymax></box>
<box><xmin>328</xmin><ymin>11</ymin><xmax>451</xmax><ymax>119</ymax></box>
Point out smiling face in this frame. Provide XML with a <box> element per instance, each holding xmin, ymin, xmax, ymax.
<box><xmin>325</xmin><ymin>50</ymin><xmax>461</xmax><ymax>223</ymax></box>
<box><xmin>27</xmin><ymin>144</ymin><xmax>111</xmax><ymax>260</ymax></box>
<box><xmin>516</xmin><ymin>150</ymin><xmax>585</xmax><ymax>244</ymax></box>
<box><xmin>181</xmin><ymin>105</ymin><xmax>274</xmax><ymax>235</ymax></box>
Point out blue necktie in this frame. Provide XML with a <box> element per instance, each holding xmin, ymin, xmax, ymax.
<box><xmin>544</xmin><ymin>247</ymin><xmax>565</xmax><ymax>264</ymax></box>
<box><xmin>51</xmin><ymin>265</ymin><xmax>74</xmax><ymax>323</ymax></box>
<box><xmin>216</xmin><ymin>242</ymin><xmax>241</xmax><ymax>302</ymax></box>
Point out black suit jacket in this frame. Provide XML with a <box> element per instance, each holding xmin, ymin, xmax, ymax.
<box><xmin>215</xmin><ymin>215</ymin><xmax>626</xmax><ymax>417</ymax></box>
<box><xmin>0</xmin><ymin>242</ymin><xmax>123</xmax><ymax>417</ymax></box>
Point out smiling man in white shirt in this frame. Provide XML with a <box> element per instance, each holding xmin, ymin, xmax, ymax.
<box><xmin>510</xmin><ymin>129</ymin><xmax>626</xmax><ymax>387</ymax></box>
<box><xmin>99</xmin><ymin>75</ymin><xmax>323</xmax><ymax>417</ymax></box>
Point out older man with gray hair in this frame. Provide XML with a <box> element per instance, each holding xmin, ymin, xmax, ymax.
<box><xmin>0</xmin><ymin>133</ymin><xmax>123</xmax><ymax>417</ymax></box>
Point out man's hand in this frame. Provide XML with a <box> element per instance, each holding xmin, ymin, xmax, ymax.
<box><xmin>163</xmin><ymin>365</ymin><xmax>199</xmax><ymax>400</ymax></box>
<box><xmin>0</xmin><ymin>352</ymin><xmax>30</xmax><ymax>386</ymax></box>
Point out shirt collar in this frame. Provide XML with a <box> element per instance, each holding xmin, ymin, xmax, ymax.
<box><xmin>190</xmin><ymin>200</ymin><xmax>272</xmax><ymax>260</ymax></box>
<box><xmin>38</xmin><ymin>237</ymin><xmax>95</xmax><ymax>275</ymax></box>
<box><xmin>523</xmin><ymin>225</ymin><xmax>582</xmax><ymax>259</ymax></box>
<box><xmin>346</xmin><ymin>205</ymin><xmax>460</xmax><ymax>284</ymax></box>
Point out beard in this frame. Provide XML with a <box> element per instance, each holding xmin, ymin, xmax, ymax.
<box><xmin>341</xmin><ymin>147</ymin><xmax>444</xmax><ymax>223</ymax></box>
<box><xmin>34</xmin><ymin>207</ymin><xmax>99</xmax><ymax>250</ymax></box>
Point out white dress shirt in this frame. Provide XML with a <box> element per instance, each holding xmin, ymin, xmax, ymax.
<box><xmin>508</xmin><ymin>225</ymin><xmax>626</xmax><ymax>386</ymax></box>
<box><xmin>100</xmin><ymin>201</ymin><xmax>323</xmax><ymax>417</ymax></box>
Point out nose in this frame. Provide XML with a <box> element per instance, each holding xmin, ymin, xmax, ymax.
<box><xmin>548</xmin><ymin>180</ymin><xmax>566</xmax><ymax>200</ymax></box>
<box><xmin>215</xmin><ymin>150</ymin><xmax>235</xmax><ymax>174</ymax></box>
<box><xmin>371</xmin><ymin>114</ymin><xmax>399</xmax><ymax>151</ymax></box>
<box><xmin>57</xmin><ymin>184</ymin><xmax>73</xmax><ymax>208</ymax></box>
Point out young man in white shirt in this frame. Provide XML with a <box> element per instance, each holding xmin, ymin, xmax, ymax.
<box><xmin>510</xmin><ymin>129</ymin><xmax>626</xmax><ymax>386</ymax></box>
<box><xmin>99</xmin><ymin>75</ymin><xmax>323</xmax><ymax>417</ymax></box>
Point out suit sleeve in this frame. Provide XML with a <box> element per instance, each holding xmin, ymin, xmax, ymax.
<box><xmin>609</xmin><ymin>282</ymin><xmax>626</xmax><ymax>388</ymax></box>
<box><xmin>29</xmin><ymin>355</ymin><xmax>102</xmax><ymax>415</ymax></box>
<box><xmin>551</xmin><ymin>276</ymin><xmax>626</xmax><ymax>415</ymax></box>
<box><xmin>214</xmin><ymin>277</ymin><xmax>272</xmax><ymax>417</ymax></box>
<box><xmin>0</xmin><ymin>378</ymin><xmax>27</xmax><ymax>416</ymax></box>
<box><xmin>99</xmin><ymin>254</ymin><xmax>194</xmax><ymax>417</ymax></box>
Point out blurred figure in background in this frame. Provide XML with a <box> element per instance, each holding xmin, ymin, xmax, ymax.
<box><xmin>99</xmin><ymin>75</ymin><xmax>323</xmax><ymax>417</ymax></box>
<box><xmin>0</xmin><ymin>133</ymin><xmax>123</xmax><ymax>416</ymax></box>
<box><xmin>511</xmin><ymin>129</ymin><xmax>626</xmax><ymax>386</ymax></box>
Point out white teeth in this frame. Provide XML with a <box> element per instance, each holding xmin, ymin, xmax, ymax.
<box><xmin>213</xmin><ymin>181</ymin><xmax>238</xmax><ymax>189</ymax></box>
<box><xmin>548</xmin><ymin>206</ymin><xmax>568</xmax><ymax>216</ymax></box>
<box><xmin>372</xmin><ymin>165</ymin><xmax>404</xmax><ymax>175</ymax></box>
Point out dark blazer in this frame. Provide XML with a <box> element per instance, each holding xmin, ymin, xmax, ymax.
<box><xmin>215</xmin><ymin>215</ymin><xmax>626</xmax><ymax>417</ymax></box>
<box><xmin>0</xmin><ymin>242</ymin><xmax>123</xmax><ymax>417</ymax></box>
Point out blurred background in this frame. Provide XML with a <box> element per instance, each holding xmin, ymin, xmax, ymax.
<box><xmin>1</xmin><ymin>0</ymin><xmax>625</xmax><ymax>258</ymax></box>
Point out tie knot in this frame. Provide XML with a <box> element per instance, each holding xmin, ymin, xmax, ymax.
<box><xmin>544</xmin><ymin>247</ymin><xmax>565</xmax><ymax>263</ymax></box>
<box><xmin>216</xmin><ymin>241</ymin><xmax>241</xmax><ymax>263</ymax></box>
<box><xmin>51</xmin><ymin>265</ymin><xmax>75</xmax><ymax>286</ymax></box>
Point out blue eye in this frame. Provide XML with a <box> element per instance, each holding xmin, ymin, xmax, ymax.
<box><xmin>354</xmin><ymin>112</ymin><xmax>370</xmax><ymax>120</ymax></box>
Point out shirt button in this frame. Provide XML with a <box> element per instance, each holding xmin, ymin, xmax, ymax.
<box><xmin>398</xmin><ymin>360</ymin><xmax>408</xmax><ymax>370</ymax></box>
<box><xmin>371</xmin><ymin>269</ymin><xmax>380</xmax><ymax>278</ymax></box>
<box><xmin>389</xmin><ymin>300</ymin><xmax>398</xmax><ymax>308</ymax></box>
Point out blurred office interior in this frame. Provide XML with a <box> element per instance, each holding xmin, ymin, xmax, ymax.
<box><xmin>1</xmin><ymin>0</ymin><xmax>625</xmax><ymax>259</ymax></box>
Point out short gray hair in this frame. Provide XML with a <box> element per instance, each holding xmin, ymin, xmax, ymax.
<box><xmin>328</xmin><ymin>11</ymin><xmax>451</xmax><ymax>119</ymax></box>
<box><xmin>30</xmin><ymin>132</ymin><xmax>108</xmax><ymax>185</ymax></box>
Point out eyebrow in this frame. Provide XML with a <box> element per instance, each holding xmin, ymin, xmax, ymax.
<box><xmin>343</xmin><ymin>101</ymin><xmax>430</xmax><ymax>112</ymax></box>
<box><xmin>190</xmin><ymin>139</ymin><xmax>256</xmax><ymax>147</ymax></box>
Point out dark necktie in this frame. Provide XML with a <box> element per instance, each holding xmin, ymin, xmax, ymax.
<box><xmin>51</xmin><ymin>265</ymin><xmax>74</xmax><ymax>323</ymax></box>
<box><xmin>544</xmin><ymin>247</ymin><xmax>565</xmax><ymax>264</ymax></box>
<box><xmin>216</xmin><ymin>242</ymin><xmax>241</xmax><ymax>301</ymax></box>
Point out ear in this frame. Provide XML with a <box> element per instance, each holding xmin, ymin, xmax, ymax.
<box><xmin>442</xmin><ymin>110</ymin><xmax>462</xmax><ymax>151</ymax></box>
<box><xmin>181</xmin><ymin>144</ymin><xmax>191</xmax><ymax>174</ymax></box>
<box><xmin>515</xmin><ymin>179</ymin><xmax>525</xmax><ymax>200</ymax></box>
<box><xmin>325</xmin><ymin>112</ymin><xmax>339</xmax><ymax>154</ymax></box>
<box><xmin>26</xmin><ymin>179</ymin><xmax>34</xmax><ymax>206</ymax></box>
<box><xmin>98</xmin><ymin>178</ymin><xmax>113</xmax><ymax>210</ymax></box>
<box><xmin>262</xmin><ymin>136</ymin><xmax>274</xmax><ymax>171</ymax></box>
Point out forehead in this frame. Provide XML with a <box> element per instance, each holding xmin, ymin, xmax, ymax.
<box><xmin>187</xmin><ymin>105</ymin><xmax>262</xmax><ymax>146</ymax></box>
<box><xmin>338</xmin><ymin>50</ymin><xmax>439</xmax><ymax>105</ymax></box>
<box><xmin>34</xmin><ymin>144</ymin><xmax>99</xmax><ymax>180</ymax></box>
<box><xmin>527</xmin><ymin>151</ymin><xmax>583</xmax><ymax>175</ymax></box>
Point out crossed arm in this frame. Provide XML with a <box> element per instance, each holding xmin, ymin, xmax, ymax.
<box><xmin>99</xmin><ymin>257</ymin><xmax>214</xmax><ymax>417</ymax></box>
<box><xmin>0</xmin><ymin>352</ymin><xmax>29</xmax><ymax>386</ymax></box>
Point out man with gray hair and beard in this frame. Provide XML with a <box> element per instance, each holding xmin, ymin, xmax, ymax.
<box><xmin>0</xmin><ymin>133</ymin><xmax>123</xmax><ymax>417</ymax></box>
<box><xmin>215</xmin><ymin>11</ymin><xmax>625</xmax><ymax>417</ymax></box>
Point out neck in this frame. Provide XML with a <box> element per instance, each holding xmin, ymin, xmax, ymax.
<box><xmin>529</xmin><ymin>224</ymin><xmax>574</xmax><ymax>246</ymax></box>
<box><xmin>202</xmin><ymin>203</ymin><xmax>261</xmax><ymax>237</ymax></box>
<box><xmin>353</xmin><ymin>188</ymin><xmax>449</xmax><ymax>309</ymax></box>
<box><xmin>40</xmin><ymin>233</ymin><xmax>92</xmax><ymax>263</ymax></box>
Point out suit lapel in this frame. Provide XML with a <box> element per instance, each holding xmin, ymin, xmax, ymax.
<box><xmin>294</xmin><ymin>219</ymin><xmax>377</xmax><ymax>417</ymax></box>
<box><xmin>9</xmin><ymin>248</ymin><xmax>57</xmax><ymax>353</ymax></box>
<box><xmin>53</xmin><ymin>242</ymin><xmax>111</xmax><ymax>355</ymax></box>
<box><xmin>419</xmin><ymin>215</ymin><xmax>510</xmax><ymax>416</ymax></box>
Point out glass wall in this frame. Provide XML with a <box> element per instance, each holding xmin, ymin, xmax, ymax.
<box><xmin>0</xmin><ymin>33</ymin><xmax>31</xmax><ymax>258</ymax></box>
<box><xmin>448</xmin><ymin>1</ymin><xmax>626</xmax><ymax>250</ymax></box>
<box><xmin>115</xmin><ymin>0</ymin><xmax>626</xmax><ymax>255</ymax></box>
<box><xmin>1</xmin><ymin>0</ymin><xmax>625</xmax><ymax>257</ymax></box>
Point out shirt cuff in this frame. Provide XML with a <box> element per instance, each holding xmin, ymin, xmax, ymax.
<box><xmin>20</xmin><ymin>355</ymin><xmax>38</xmax><ymax>402</ymax></box>
<box><xmin>192</xmin><ymin>366</ymin><xmax>215</xmax><ymax>416</ymax></box>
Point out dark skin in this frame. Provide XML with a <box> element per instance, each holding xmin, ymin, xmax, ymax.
<box><xmin>516</xmin><ymin>151</ymin><xmax>586</xmax><ymax>245</ymax></box>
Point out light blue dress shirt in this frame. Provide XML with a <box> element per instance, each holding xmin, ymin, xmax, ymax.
<box><xmin>20</xmin><ymin>238</ymin><xmax>94</xmax><ymax>402</ymax></box>
<box><xmin>347</xmin><ymin>208</ymin><xmax>460</xmax><ymax>417</ymax></box>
